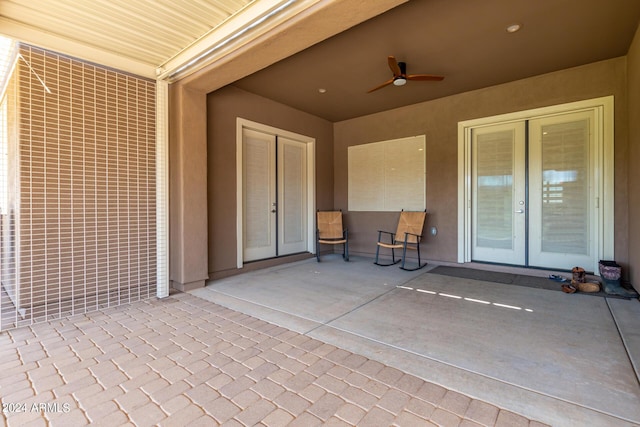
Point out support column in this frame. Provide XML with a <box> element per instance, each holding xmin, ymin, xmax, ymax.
<box><xmin>169</xmin><ymin>83</ymin><xmax>209</xmax><ymax>291</ymax></box>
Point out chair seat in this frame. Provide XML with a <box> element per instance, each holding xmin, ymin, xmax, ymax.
<box><xmin>319</xmin><ymin>238</ymin><xmax>347</xmax><ymax>245</ymax></box>
<box><xmin>377</xmin><ymin>241</ymin><xmax>418</xmax><ymax>250</ymax></box>
<box><xmin>377</xmin><ymin>242</ymin><xmax>402</xmax><ymax>249</ymax></box>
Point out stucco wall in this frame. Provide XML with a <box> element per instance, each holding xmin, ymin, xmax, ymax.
<box><xmin>334</xmin><ymin>58</ymin><xmax>630</xmax><ymax>275</ymax></box>
<box><xmin>204</xmin><ymin>57</ymin><xmax>632</xmax><ymax>280</ymax></box>
<box><xmin>207</xmin><ymin>86</ymin><xmax>334</xmax><ymax>278</ymax></box>
<box><xmin>628</xmin><ymin>26</ymin><xmax>640</xmax><ymax>287</ymax></box>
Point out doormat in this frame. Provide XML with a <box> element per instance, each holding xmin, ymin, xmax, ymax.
<box><xmin>428</xmin><ymin>266</ymin><xmax>633</xmax><ymax>299</ymax></box>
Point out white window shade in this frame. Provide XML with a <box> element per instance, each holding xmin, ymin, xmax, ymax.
<box><xmin>348</xmin><ymin>135</ymin><xmax>425</xmax><ymax>211</ymax></box>
<box><xmin>539</xmin><ymin>119</ymin><xmax>590</xmax><ymax>254</ymax></box>
<box><xmin>475</xmin><ymin>130</ymin><xmax>515</xmax><ymax>249</ymax></box>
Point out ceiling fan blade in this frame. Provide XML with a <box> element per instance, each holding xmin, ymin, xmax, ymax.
<box><xmin>406</xmin><ymin>74</ymin><xmax>445</xmax><ymax>81</ymax></box>
<box><xmin>366</xmin><ymin>78</ymin><xmax>394</xmax><ymax>93</ymax></box>
<box><xmin>387</xmin><ymin>56</ymin><xmax>401</xmax><ymax>77</ymax></box>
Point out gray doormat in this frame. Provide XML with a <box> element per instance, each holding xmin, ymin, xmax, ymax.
<box><xmin>428</xmin><ymin>266</ymin><xmax>634</xmax><ymax>299</ymax></box>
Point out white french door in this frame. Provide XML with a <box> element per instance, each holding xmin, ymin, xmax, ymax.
<box><xmin>242</xmin><ymin>128</ymin><xmax>277</xmax><ymax>261</ymax></box>
<box><xmin>529</xmin><ymin>111</ymin><xmax>596</xmax><ymax>269</ymax></box>
<box><xmin>277</xmin><ymin>137</ymin><xmax>308</xmax><ymax>255</ymax></box>
<box><xmin>470</xmin><ymin>111</ymin><xmax>598</xmax><ymax>270</ymax></box>
<box><xmin>472</xmin><ymin>122</ymin><xmax>526</xmax><ymax>265</ymax></box>
<box><xmin>241</xmin><ymin>128</ymin><xmax>308</xmax><ymax>262</ymax></box>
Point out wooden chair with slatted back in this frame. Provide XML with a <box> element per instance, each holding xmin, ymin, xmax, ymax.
<box><xmin>374</xmin><ymin>210</ymin><xmax>427</xmax><ymax>270</ymax></box>
<box><xmin>316</xmin><ymin>210</ymin><xmax>349</xmax><ymax>262</ymax></box>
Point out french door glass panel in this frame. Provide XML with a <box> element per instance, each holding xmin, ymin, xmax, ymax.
<box><xmin>278</xmin><ymin>137</ymin><xmax>307</xmax><ymax>255</ymax></box>
<box><xmin>529</xmin><ymin>111</ymin><xmax>594</xmax><ymax>269</ymax></box>
<box><xmin>471</xmin><ymin>122</ymin><xmax>526</xmax><ymax>265</ymax></box>
<box><xmin>243</xmin><ymin>129</ymin><xmax>276</xmax><ymax>261</ymax></box>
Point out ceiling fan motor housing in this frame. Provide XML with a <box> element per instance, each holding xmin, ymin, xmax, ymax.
<box><xmin>393</xmin><ymin>62</ymin><xmax>407</xmax><ymax>86</ymax></box>
<box><xmin>394</xmin><ymin>61</ymin><xmax>407</xmax><ymax>85</ymax></box>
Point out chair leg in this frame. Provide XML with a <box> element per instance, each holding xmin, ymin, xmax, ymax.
<box><xmin>316</xmin><ymin>236</ymin><xmax>320</xmax><ymax>262</ymax></box>
<box><xmin>374</xmin><ymin>246</ymin><xmax>401</xmax><ymax>266</ymax></box>
<box><xmin>343</xmin><ymin>231</ymin><xmax>349</xmax><ymax>261</ymax></box>
<box><xmin>374</xmin><ymin>231</ymin><xmax>400</xmax><ymax>266</ymax></box>
<box><xmin>399</xmin><ymin>243</ymin><xmax>428</xmax><ymax>271</ymax></box>
<box><xmin>401</xmin><ymin>242</ymin><xmax>408</xmax><ymax>270</ymax></box>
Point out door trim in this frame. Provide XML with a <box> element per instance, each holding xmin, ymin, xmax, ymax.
<box><xmin>457</xmin><ymin>96</ymin><xmax>614</xmax><ymax>272</ymax></box>
<box><xmin>236</xmin><ymin>118</ymin><xmax>316</xmax><ymax>268</ymax></box>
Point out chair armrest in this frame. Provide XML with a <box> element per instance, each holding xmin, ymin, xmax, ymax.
<box><xmin>377</xmin><ymin>230</ymin><xmax>395</xmax><ymax>243</ymax></box>
<box><xmin>402</xmin><ymin>232</ymin><xmax>422</xmax><ymax>243</ymax></box>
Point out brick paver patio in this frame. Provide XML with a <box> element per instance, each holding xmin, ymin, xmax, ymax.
<box><xmin>0</xmin><ymin>292</ymin><xmax>549</xmax><ymax>426</ymax></box>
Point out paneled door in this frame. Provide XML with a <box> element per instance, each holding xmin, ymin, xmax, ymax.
<box><xmin>242</xmin><ymin>129</ymin><xmax>308</xmax><ymax>262</ymax></box>
<box><xmin>471</xmin><ymin>122</ymin><xmax>527</xmax><ymax>265</ymax></box>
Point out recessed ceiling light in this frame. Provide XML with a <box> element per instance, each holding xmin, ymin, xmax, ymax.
<box><xmin>506</xmin><ymin>23</ymin><xmax>522</xmax><ymax>33</ymax></box>
<box><xmin>318</xmin><ymin>88</ymin><xmax>327</xmax><ymax>93</ymax></box>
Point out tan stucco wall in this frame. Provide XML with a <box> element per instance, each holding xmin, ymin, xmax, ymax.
<box><xmin>169</xmin><ymin>84</ymin><xmax>210</xmax><ymax>291</ymax></box>
<box><xmin>628</xmin><ymin>26</ymin><xmax>640</xmax><ymax>287</ymax></box>
<box><xmin>206</xmin><ymin>86</ymin><xmax>334</xmax><ymax>278</ymax></box>
<box><xmin>199</xmin><ymin>57</ymin><xmax>632</xmax><ymax>281</ymax></box>
<box><xmin>334</xmin><ymin>57</ymin><xmax>630</xmax><ymax>276</ymax></box>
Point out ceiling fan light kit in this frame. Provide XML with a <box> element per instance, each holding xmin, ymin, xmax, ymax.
<box><xmin>367</xmin><ymin>55</ymin><xmax>444</xmax><ymax>93</ymax></box>
<box><xmin>506</xmin><ymin>23</ymin><xmax>522</xmax><ymax>33</ymax></box>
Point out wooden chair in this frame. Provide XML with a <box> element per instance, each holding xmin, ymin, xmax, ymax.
<box><xmin>316</xmin><ymin>210</ymin><xmax>349</xmax><ymax>262</ymax></box>
<box><xmin>374</xmin><ymin>210</ymin><xmax>427</xmax><ymax>270</ymax></box>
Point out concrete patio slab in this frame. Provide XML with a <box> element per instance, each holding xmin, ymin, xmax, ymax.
<box><xmin>608</xmin><ymin>298</ymin><xmax>640</xmax><ymax>380</ymax></box>
<box><xmin>198</xmin><ymin>256</ymin><xmax>640</xmax><ymax>427</ymax></box>
<box><xmin>198</xmin><ymin>255</ymin><xmax>425</xmax><ymax>326</ymax></box>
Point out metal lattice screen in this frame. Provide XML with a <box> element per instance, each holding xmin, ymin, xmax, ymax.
<box><xmin>0</xmin><ymin>44</ymin><xmax>157</xmax><ymax>331</ymax></box>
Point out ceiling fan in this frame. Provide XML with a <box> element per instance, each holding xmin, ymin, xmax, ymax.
<box><xmin>367</xmin><ymin>56</ymin><xmax>444</xmax><ymax>93</ymax></box>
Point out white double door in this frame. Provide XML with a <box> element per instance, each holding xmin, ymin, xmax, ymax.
<box><xmin>242</xmin><ymin>128</ymin><xmax>308</xmax><ymax>262</ymax></box>
<box><xmin>471</xmin><ymin>111</ymin><xmax>597</xmax><ymax>269</ymax></box>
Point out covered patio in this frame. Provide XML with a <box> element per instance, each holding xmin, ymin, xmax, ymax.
<box><xmin>2</xmin><ymin>2</ymin><xmax>640</xmax><ymax>426</ymax></box>
<box><xmin>193</xmin><ymin>256</ymin><xmax>640</xmax><ymax>427</ymax></box>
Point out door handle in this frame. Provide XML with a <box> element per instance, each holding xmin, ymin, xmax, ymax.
<box><xmin>515</xmin><ymin>209</ymin><xmax>524</xmax><ymax>214</ymax></box>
